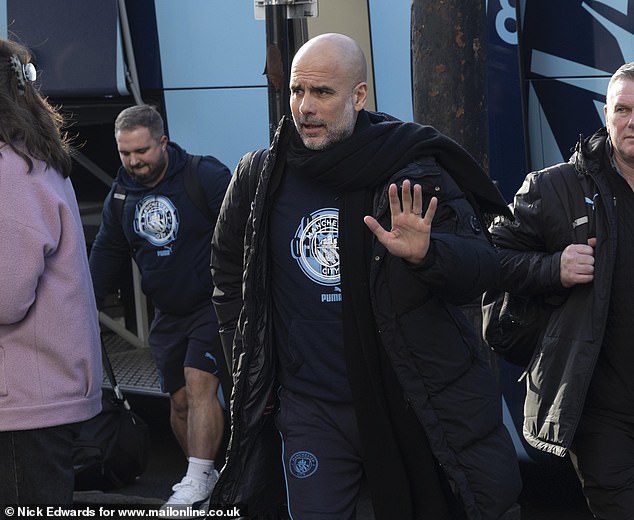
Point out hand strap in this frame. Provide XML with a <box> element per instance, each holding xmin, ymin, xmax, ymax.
<box><xmin>100</xmin><ymin>336</ymin><xmax>131</xmax><ymax>410</ymax></box>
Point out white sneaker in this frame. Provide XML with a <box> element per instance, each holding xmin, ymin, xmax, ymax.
<box><xmin>194</xmin><ymin>470</ymin><xmax>221</xmax><ymax>512</ymax></box>
<box><xmin>160</xmin><ymin>472</ymin><xmax>218</xmax><ymax>513</ymax></box>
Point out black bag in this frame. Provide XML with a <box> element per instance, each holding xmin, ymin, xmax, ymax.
<box><xmin>73</xmin><ymin>342</ymin><xmax>149</xmax><ymax>491</ymax></box>
<box><xmin>482</xmin><ymin>290</ymin><xmax>551</xmax><ymax>367</ymax></box>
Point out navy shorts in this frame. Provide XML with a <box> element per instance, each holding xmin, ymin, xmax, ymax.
<box><xmin>149</xmin><ymin>305</ymin><xmax>223</xmax><ymax>394</ymax></box>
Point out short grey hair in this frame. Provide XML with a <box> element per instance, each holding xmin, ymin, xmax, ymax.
<box><xmin>607</xmin><ymin>62</ymin><xmax>634</xmax><ymax>98</ymax></box>
<box><xmin>114</xmin><ymin>104</ymin><xmax>164</xmax><ymax>141</ymax></box>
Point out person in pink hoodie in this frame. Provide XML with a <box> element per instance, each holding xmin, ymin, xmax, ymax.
<box><xmin>0</xmin><ymin>38</ymin><xmax>102</xmax><ymax>504</ymax></box>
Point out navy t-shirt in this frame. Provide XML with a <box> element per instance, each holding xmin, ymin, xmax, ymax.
<box><xmin>269</xmin><ymin>167</ymin><xmax>352</xmax><ymax>402</ymax></box>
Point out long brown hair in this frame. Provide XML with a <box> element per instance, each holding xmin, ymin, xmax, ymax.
<box><xmin>0</xmin><ymin>38</ymin><xmax>72</xmax><ymax>177</ymax></box>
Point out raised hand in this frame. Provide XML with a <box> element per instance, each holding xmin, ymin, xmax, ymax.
<box><xmin>363</xmin><ymin>179</ymin><xmax>437</xmax><ymax>265</ymax></box>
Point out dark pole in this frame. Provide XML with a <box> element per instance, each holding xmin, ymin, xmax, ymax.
<box><xmin>411</xmin><ymin>0</ymin><xmax>489</xmax><ymax>172</ymax></box>
<box><xmin>264</xmin><ymin>5</ymin><xmax>309</xmax><ymax>142</ymax></box>
<box><xmin>411</xmin><ymin>1</ymin><xmax>500</xmax><ymax>372</ymax></box>
<box><xmin>265</xmin><ymin>5</ymin><xmax>291</xmax><ymax>141</ymax></box>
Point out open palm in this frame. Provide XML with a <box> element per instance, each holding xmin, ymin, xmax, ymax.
<box><xmin>364</xmin><ymin>179</ymin><xmax>437</xmax><ymax>265</ymax></box>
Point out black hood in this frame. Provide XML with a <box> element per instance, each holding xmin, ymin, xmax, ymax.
<box><xmin>571</xmin><ymin>126</ymin><xmax>609</xmax><ymax>177</ymax></box>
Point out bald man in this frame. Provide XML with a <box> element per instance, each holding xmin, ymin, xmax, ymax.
<box><xmin>211</xmin><ymin>33</ymin><xmax>521</xmax><ymax>520</ymax></box>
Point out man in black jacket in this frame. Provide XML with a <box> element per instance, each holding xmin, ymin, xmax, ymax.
<box><xmin>489</xmin><ymin>62</ymin><xmax>634</xmax><ymax>519</ymax></box>
<box><xmin>211</xmin><ymin>33</ymin><xmax>520</xmax><ymax>519</ymax></box>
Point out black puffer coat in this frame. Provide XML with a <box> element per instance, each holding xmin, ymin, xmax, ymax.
<box><xmin>211</xmin><ymin>115</ymin><xmax>521</xmax><ymax>519</ymax></box>
<box><xmin>490</xmin><ymin>128</ymin><xmax>615</xmax><ymax>456</ymax></box>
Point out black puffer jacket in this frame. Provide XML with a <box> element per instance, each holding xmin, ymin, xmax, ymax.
<box><xmin>211</xmin><ymin>115</ymin><xmax>521</xmax><ymax>519</ymax></box>
<box><xmin>490</xmin><ymin>128</ymin><xmax>615</xmax><ymax>456</ymax></box>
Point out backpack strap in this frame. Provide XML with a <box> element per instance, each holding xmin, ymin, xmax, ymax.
<box><xmin>245</xmin><ymin>148</ymin><xmax>269</xmax><ymax>200</ymax></box>
<box><xmin>549</xmin><ymin>163</ymin><xmax>597</xmax><ymax>241</ymax></box>
<box><xmin>111</xmin><ymin>183</ymin><xmax>127</xmax><ymax>227</ymax></box>
<box><xmin>182</xmin><ymin>154</ymin><xmax>214</xmax><ymax>221</ymax></box>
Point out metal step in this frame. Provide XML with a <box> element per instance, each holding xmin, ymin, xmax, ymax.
<box><xmin>102</xmin><ymin>332</ymin><xmax>167</xmax><ymax>397</ymax></box>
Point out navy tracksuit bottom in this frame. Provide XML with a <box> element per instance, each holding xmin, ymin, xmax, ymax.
<box><xmin>275</xmin><ymin>388</ymin><xmax>364</xmax><ymax>520</ymax></box>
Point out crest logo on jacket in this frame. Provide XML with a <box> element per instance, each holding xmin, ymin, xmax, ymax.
<box><xmin>291</xmin><ymin>208</ymin><xmax>339</xmax><ymax>286</ymax></box>
<box><xmin>134</xmin><ymin>195</ymin><xmax>179</xmax><ymax>247</ymax></box>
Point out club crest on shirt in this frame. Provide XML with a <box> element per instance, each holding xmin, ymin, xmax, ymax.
<box><xmin>291</xmin><ymin>208</ymin><xmax>339</xmax><ymax>286</ymax></box>
<box><xmin>289</xmin><ymin>451</ymin><xmax>319</xmax><ymax>479</ymax></box>
<box><xmin>134</xmin><ymin>195</ymin><xmax>179</xmax><ymax>247</ymax></box>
